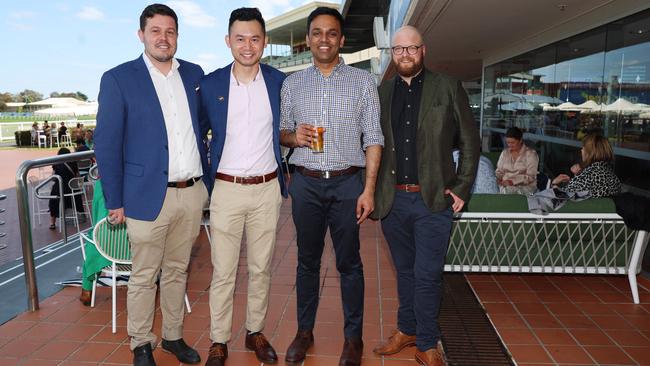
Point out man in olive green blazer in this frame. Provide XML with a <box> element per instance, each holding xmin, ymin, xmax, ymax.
<box><xmin>370</xmin><ymin>26</ymin><xmax>479</xmax><ymax>366</ymax></box>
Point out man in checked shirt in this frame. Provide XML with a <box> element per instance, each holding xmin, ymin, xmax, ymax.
<box><xmin>279</xmin><ymin>6</ymin><xmax>383</xmax><ymax>366</ymax></box>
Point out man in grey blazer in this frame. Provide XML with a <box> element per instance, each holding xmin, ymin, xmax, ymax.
<box><xmin>370</xmin><ymin>26</ymin><xmax>479</xmax><ymax>366</ymax></box>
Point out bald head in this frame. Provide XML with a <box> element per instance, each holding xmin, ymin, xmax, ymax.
<box><xmin>391</xmin><ymin>25</ymin><xmax>423</xmax><ymax>47</ymax></box>
<box><xmin>391</xmin><ymin>25</ymin><xmax>425</xmax><ymax>80</ymax></box>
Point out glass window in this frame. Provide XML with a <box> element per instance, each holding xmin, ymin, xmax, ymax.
<box><xmin>482</xmin><ymin>8</ymin><xmax>650</xmax><ymax>194</ymax></box>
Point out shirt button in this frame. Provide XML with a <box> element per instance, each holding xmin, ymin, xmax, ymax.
<box><xmin>405</xmin><ymin>157</ymin><xmax>409</xmax><ymax>161</ymax></box>
<box><xmin>406</xmin><ymin>139</ymin><xmax>409</xmax><ymax>142</ymax></box>
<box><xmin>391</xmin><ymin>148</ymin><xmax>395</xmax><ymax>151</ymax></box>
<box><xmin>407</xmin><ymin>105</ymin><xmax>411</xmax><ymax>108</ymax></box>
<box><xmin>409</xmin><ymin>89</ymin><xmax>412</xmax><ymax>92</ymax></box>
<box><xmin>405</xmin><ymin>175</ymin><xmax>408</xmax><ymax>179</ymax></box>
<box><xmin>391</xmin><ymin>170</ymin><xmax>395</xmax><ymax>174</ymax></box>
<box><xmin>406</xmin><ymin>121</ymin><xmax>410</xmax><ymax>125</ymax></box>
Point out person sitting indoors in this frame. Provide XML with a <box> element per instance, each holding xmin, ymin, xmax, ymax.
<box><xmin>495</xmin><ymin>127</ymin><xmax>539</xmax><ymax>195</ymax></box>
<box><xmin>551</xmin><ymin>134</ymin><xmax>621</xmax><ymax>197</ymax></box>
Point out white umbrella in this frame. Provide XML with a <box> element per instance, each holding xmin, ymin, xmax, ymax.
<box><xmin>603</xmin><ymin>98</ymin><xmax>639</xmax><ymax>113</ymax></box>
<box><xmin>557</xmin><ymin>102</ymin><xmax>580</xmax><ymax>110</ymax></box>
<box><xmin>577</xmin><ymin>100</ymin><xmax>601</xmax><ymax>111</ymax></box>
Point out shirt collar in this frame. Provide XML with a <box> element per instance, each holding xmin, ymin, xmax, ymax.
<box><xmin>142</xmin><ymin>52</ymin><xmax>179</xmax><ymax>76</ymax></box>
<box><xmin>310</xmin><ymin>57</ymin><xmax>346</xmax><ymax>77</ymax></box>
<box><xmin>230</xmin><ymin>64</ymin><xmax>263</xmax><ymax>86</ymax></box>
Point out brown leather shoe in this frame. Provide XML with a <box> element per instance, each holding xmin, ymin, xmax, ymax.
<box><xmin>285</xmin><ymin>330</ymin><xmax>313</xmax><ymax>363</ymax></box>
<box><xmin>414</xmin><ymin>343</ymin><xmax>446</xmax><ymax>366</ymax></box>
<box><xmin>79</xmin><ymin>289</ymin><xmax>91</xmax><ymax>306</ymax></box>
<box><xmin>245</xmin><ymin>332</ymin><xmax>278</xmax><ymax>364</ymax></box>
<box><xmin>339</xmin><ymin>337</ymin><xmax>363</xmax><ymax>366</ymax></box>
<box><xmin>373</xmin><ymin>329</ymin><xmax>416</xmax><ymax>355</ymax></box>
<box><xmin>205</xmin><ymin>343</ymin><xmax>227</xmax><ymax>366</ymax></box>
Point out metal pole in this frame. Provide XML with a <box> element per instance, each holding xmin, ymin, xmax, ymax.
<box><xmin>15</xmin><ymin>150</ymin><xmax>95</xmax><ymax>311</ymax></box>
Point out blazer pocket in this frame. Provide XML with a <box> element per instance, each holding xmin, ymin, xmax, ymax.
<box><xmin>124</xmin><ymin>162</ymin><xmax>144</xmax><ymax>177</ymax></box>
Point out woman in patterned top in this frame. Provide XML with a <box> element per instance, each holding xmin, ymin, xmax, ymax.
<box><xmin>552</xmin><ymin>134</ymin><xmax>621</xmax><ymax>198</ymax></box>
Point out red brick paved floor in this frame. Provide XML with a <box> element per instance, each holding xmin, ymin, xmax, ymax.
<box><xmin>0</xmin><ymin>168</ymin><xmax>649</xmax><ymax>364</ymax></box>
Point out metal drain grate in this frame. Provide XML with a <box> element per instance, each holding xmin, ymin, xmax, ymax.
<box><xmin>440</xmin><ymin>274</ymin><xmax>513</xmax><ymax>366</ymax></box>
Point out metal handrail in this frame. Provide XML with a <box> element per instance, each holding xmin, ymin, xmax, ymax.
<box><xmin>16</xmin><ymin>150</ymin><xmax>95</xmax><ymax>311</ymax></box>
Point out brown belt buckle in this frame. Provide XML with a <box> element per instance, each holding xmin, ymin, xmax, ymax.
<box><xmin>404</xmin><ymin>184</ymin><xmax>418</xmax><ymax>192</ymax></box>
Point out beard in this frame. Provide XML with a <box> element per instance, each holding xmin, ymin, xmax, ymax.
<box><xmin>395</xmin><ymin>57</ymin><xmax>423</xmax><ymax>78</ymax></box>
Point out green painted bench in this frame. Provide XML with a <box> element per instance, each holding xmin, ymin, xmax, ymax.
<box><xmin>446</xmin><ymin>194</ymin><xmax>649</xmax><ymax>303</ymax></box>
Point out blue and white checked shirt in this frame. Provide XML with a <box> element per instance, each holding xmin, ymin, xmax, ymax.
<box><xmin>280</xmin><ymin>59</ymin><xmax>384</xmax><ymax>170</ymax></box>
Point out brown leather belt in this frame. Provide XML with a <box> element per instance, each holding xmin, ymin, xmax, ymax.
<box><xmin>296</xmin><ymin>166</ymin><xmax>360</xmax><ymax>179</ymax></box>
<box><xmin>395</xmin><ymin>184</ymin><xmax>421</xmax><ymax>192</ymax></box>
<box><xmin>216</xmin><ymin>171</ymin><xmax>277</xmax><ymax>185</ymax></box>
<box><xmin>167</xmin><ymin>177</ymin><xmax>201</xmax><ymax>188</ymax></box>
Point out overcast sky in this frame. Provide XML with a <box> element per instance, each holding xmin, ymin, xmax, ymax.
<box><xmin>1</xmin><ymin>0</ymin><xmax>322</xmax><ymax>100</ymax></box>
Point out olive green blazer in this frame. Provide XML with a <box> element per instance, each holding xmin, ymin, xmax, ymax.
<box><xmin>371</xmin><ymin>69</ymin><xmax>480</xmax><ymax>219</ymax></box>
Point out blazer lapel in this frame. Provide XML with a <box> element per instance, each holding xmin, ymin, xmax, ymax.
<box><xmin>133</xmin><ymin>56</ymin><xmax>167</xmax><ymax>132</ymax></box>
<box><xmin>178</xmin><ymin>61</ymin><xmax>201</xmax><ymax>137</ymax></box>
<box><xmin>417</xmin><ymin>70</ymin><xmax>436</xmax><ymax>130</ymax></box>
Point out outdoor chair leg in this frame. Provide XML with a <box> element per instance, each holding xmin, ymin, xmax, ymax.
<box><xmin>91</xmin><ymin>278</ymin><xmax>97</xmax><ymax>308</ymax></box>
<box><xmin>112</xmin><ymin>264</ymin><xmax>117</xmax><ymax>334</ymax></box>
<box><xmin>627</xmin><ymin>231</ymin><xmax>649</xmax><ymax>304</ymax></box>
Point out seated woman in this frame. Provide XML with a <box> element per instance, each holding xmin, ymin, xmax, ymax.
<box><xmin>552</xmin><ymin>134</ymin><xmax>621</xmax><ymax>197</ymax></box>
<box><xmin>495</xmin><ymin>127</ymin><xmax>539</xmax><ymax>195</ymax></box>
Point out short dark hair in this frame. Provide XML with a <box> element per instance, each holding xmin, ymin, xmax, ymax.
<box><xmin>307</xmin><ymin>7</ymin><xmax>344</xmax><ymax>35</ymax></box>
<box><xmin>505</xmin><ymin>126</ymin><xmax>523</xmax><ymax>140</ymax></box>
<box><xmin>76</xmin><ymin>138</ymin><xmax>85</xmax><ymax>145</ymax></box>
<box><xmin>140</xmin><ymin>4</ymin><xmax>178</xmax><ymax>31</ymax></box>
<box><xmin>229</xmin><ymin>7</ymin><xmax>265</xmax><ymax>34</ymax></box>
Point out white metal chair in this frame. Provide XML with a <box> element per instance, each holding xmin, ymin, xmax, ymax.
<box><xmin>60</xmin><ymin>134</ymin><xmax>72</xmax><ymax>147</ymax></box>
<box><xmin>66</xmin><ymin>177</ymin><xmax>91</xmax><ymax>229</ymax></box>
<box><xmin>50</xmin><ymin>133</ymin><xmax>60</xmax><ymax>148</ymax></box>
<box><xmin>79</xmin><ymin>218</ymin><xmax>192</xmax><ymax>333</ymax></box>
<box><xmin>28</xmin><ymin>175</ymin><xmax>50</xmax><ymax>227</ymax></box>
<box><xmin>37</xmin><ymin>131</ymin><xmax>47</xmax><ymax>148</ymax></box>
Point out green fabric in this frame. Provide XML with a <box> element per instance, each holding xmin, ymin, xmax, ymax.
<box><xmin>465</xmin><ymin>193</ymin><xmax>616</xmax><ymax>213</ymax></box>
<box><xmin>372</xmin><ymin>70</ymin><xmax>481</xmax><ymax>219</ymax></box>
<box><xmin>81</xmin><ymin>180</ymin><xmax>111</xmax><ymax>290</ymax></box>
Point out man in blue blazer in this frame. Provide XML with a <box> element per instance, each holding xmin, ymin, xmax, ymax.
<box><xmin>94</xmin><ymin>4</ymin><xmax>207</xmax><ymax>366</ymax></box>
<box><xmin>198</xmin><ymin>8</ymin><xmax>287</xmax><ymax>366</ymax></box>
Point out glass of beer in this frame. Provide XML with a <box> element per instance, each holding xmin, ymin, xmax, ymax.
<box><xmin>311</xmin><ymin>124</ymin><xmax>325</xmax><ymax>153</ymax></box>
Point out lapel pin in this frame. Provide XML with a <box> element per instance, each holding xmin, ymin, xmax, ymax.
<box><xmin>218</xmin><ymin>96</ymin><xmax>224</xmax><ymax>101</ymax></box>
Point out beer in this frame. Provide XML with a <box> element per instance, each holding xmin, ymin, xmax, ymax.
<box><xmin>311</xmin><ymin>126</ymin><xmax>325</xmax><ymax>153</ymax></box>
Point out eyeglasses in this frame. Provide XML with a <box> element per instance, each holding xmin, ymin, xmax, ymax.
<box><xmin>391</xmin><ymin>45</ymin><xmax>423</xmax><ymax>55</ymax></box>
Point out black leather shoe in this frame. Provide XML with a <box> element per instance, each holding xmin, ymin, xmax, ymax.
<box><xmin>161</xmin><ymin>338</ymin><xmax>201</xmax><ymax>364</ymax></box>
<box><xmin>339</xmin><ymin>337</ymin><xmax>363</xmax><ymax>366</ymax></box>
<box><xmin>133</xmin><ymin>343</ymin><xmax>156</xmax><ymax>366</ymax></box>
<box><xmin>285</xmin><ymin>329</ymin><xmax>314</xmax><ymax>363</ymax></box>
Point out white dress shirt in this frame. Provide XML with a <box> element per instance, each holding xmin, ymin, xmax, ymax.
<box><xmin>218</xmin><ymin>66</ymin><xmax>277</xmax><ymax>176</ymax></box>
<box><xmin>143</xmin><ymin>53</ymin><xmax>202</xmax><ymax>182</ymax></box>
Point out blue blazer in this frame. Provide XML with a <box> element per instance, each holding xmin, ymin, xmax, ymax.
<box><xmin>199</xmin><ymin>63</ymin><xmax>287</xmax><ymax>197</ymax></box>
<box><xmin>95</xmin><ymin>55</ymin><xmax>208</xmax><ymax>221</ymax></box>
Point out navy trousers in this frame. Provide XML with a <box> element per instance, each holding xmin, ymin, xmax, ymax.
<box><xmin>381</xmin><ymin>190</ymin><xmax>453</xmax><ymax>351</ymax></box>
<box><xmin>289</xmin><ymin>170</ymin><xmax>365</xmax><ymax>339</ymax></box>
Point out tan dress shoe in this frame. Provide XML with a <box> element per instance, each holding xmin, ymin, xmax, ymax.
<box><xmin>373</xmin><ymin>329</ymin><xmax>416</xmax><ymax>355</ymax></box>
<box><xmin>414</xmin><ymin>343</ymin><xmax>446</xmax><ymax>366</ymax></box>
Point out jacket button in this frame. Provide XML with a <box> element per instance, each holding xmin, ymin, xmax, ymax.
<box><xmin>163</xmin><ymin>170</ymin><xmax>168</xmax><ymax>175</ymax></box>
<box><xmin>391</xmin><ymin>170</ymin><xmax>395</xmax><ymax>174</ymax></box>
<box><xmin>392</xmin><ymin>148</ymin><xmax>395</xmax><ymax>151</ymax></box>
